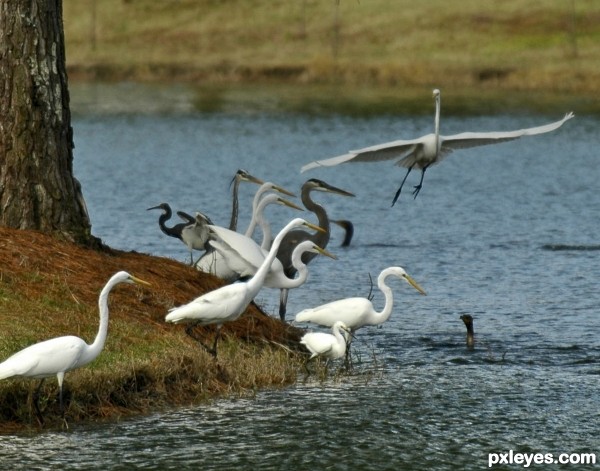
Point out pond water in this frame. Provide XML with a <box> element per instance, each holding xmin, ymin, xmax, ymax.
<box><xmin>1</xmin><ymin>84</ymin><xmax>598</xmax><ymax>469</ymax></box>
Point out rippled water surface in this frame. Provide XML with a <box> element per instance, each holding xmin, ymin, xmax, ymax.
<box><xmin>1</xmin><ymin>85</ymin><xmax>599</xmax><ymax>469</ymax></box>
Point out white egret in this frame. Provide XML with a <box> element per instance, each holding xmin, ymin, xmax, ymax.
<box><xmin>147</xmin><ymin>203</ymin><xmax>213</xmax><ymax>264</ymax></box>
<box><xmin>301</xmin><ymin>89</ymin><xmax>574</xmax><ymax>204</ymax></box>
<box><xmin>165</xmin><ymin>218</ymin><xmax>324</xmax><ymax>357</ymax></box>
<box><xmin>300</xmin><ymin>321</ymin><xmax>350</xmax><ymax>361</ymax></box>
<box><xmin>295</xmin><ymin>266</ymin><xmax>426</xmax><ymax>335</ymax></box>
<box><xmin>195</xmin><ymin>184</ymin><xmax>299</xmax><ymax>279</ymax></box>
<box><xmin>0</xmin><ymin>271</ymin><xmax>150</xmax><ymax>424</ymax></box>
<box><xmin>276</xmin><ymin>179</ymin><xmax>355</xmax><ymax>321</ymax></box>
<box><xmin>460</xmin><ymin>314</ymin><xmax>475</xmax><ymax>349</ymax></box>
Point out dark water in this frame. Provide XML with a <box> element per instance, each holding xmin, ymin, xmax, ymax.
<box><xmin>1</xmin><ymin>85</ymin><xmax>599</xmax><ymax>469</ymax></box>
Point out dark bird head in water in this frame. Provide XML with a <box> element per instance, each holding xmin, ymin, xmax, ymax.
<box><xmin>460</xmin><ymin>314</ymin><xmax>475</xmax><ymax>349</ymax></box>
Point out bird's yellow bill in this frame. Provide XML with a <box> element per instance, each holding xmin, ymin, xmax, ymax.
<box><xmin>272</xmin><ymin>184</ymin><xmax>296</xmax><ymax>198</ymax></box>
<box><xmin>304</xmin><ymin>221</ymin><xmax>326</xmax><ymax>233</ymax></box>
<box><xmin>405</xmin><ymin>274</ymin><xmax>426</xmax><ymax>295</ymax></box>
<box><xmin>279</xmin><ymin>198</ymin><xmax>304</xmax><ymax>211</ymax></box>
<box><xmin>315</xmin><ymin>246</ymin><xmax>337</xmax><ymax>260</ymax></box>
<box><xmin>131</xmin><ymin>275</ymin><xmax>151</xmax><ymax>287</ymax></box>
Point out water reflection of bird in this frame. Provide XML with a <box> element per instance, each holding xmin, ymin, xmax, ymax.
<box><xmin>147</xmin><ymin>203</ymin><xmax>213</xmax><ymax>264</ymax></box>
<box><xmin>276</xmin><ymin>179</ymin><xmax>355</xmax><ymax>321</ymax></box>
<box><xmin>165</xmin><ymin>218</ymin><xmax>324</xmax><ymax>357</ymax></box>
<box><xmin>295</xmin><ymin>267</ymin><xmax>426</xmax><ymax>355</ymax></box>
<box><xmin>301</xmin><ymin>89</ymin><xmax>574</xmax><ymax>205</ymax></box>
<box><xmin>301</xmin><ymin>321</ymin><xmax>350</xmax><ymax>361</ymax></box>
<box><xmin>460</xmin><ymin>314</ymin><xmax>475</xmax><ymax>349</ymax></box>
<box><xmin>0</xmin><ymin>271</ymin><xmax>149</xmax><ymax>425</ymax></box>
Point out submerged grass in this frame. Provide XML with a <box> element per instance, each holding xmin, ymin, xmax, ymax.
<box><xmin>0</xmin><ymin>226</ymin><xmax>306</xmax><ymax>432</ymax></box>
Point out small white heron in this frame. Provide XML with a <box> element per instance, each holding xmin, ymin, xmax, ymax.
<box><xmin>300</xmin><ymin>321</ymin><xmax>351</xmax><ymax>362</ymax></box>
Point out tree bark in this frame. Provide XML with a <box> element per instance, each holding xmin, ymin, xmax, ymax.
<box><xmin>0</xmin><ymin>0</ymin><xmax>94</xmax><ymax>245</ymax></box>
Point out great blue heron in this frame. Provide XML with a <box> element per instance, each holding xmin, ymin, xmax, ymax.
<box><xmin>0</xmin><ymin>272</ymin><xmax>149</xmax><ymax>425</ymax></box>
<box><xmin>300</xmin><ymin>321</ymin><xmax>351</xmax><ymax>361</ymax></box>
<box><xmin>301</xmin><ymin>89</ymin><xmax>574</xmax><ymax>204</ymax></box>
<box><xmin>147</xmin><ymin>203</ymin><xmax>213</xmax><ymax>264</ymax></box>
<box><xmin>275</xmin><ymin>179</ymin><xmax>355</xmax><ymax>321</ymax></box>
<box><xmin>165</xmin><ymin>218</ymin><xmax>323</xmax><ymax>357</ymax></box>
<box><xmin>228</xmin><ymin>169</ymin><xmax>265</xmax><ymax>231</ymax></box>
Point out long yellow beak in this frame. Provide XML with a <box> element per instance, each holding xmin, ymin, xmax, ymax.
<box><xmin>314</xmin><ymin>245</ymin><xmax>337</xmax><ymax>260</ymax></box>
<box><xmin>272</xmin><ymin>184</ymin><xmax>296</xmax><ymax>198</ymax></box>
<box><xmin>279</xmin><ymin>198</ymin><xmax>304</xmax><ymax>211</ymax></box>
<box><xmin>405</xmin><ymin>274</ymin><xmax>426</xmax><ymax>295</ymax></box>
<box><xmin>304</xmin><ymin>221</ymin><xmax>327</xmax><ymax>234</ymax></box>
<box><xmin>131</xmin><ymin>275</ymin><xmax>151</xmax><ymax>287</ymax></box>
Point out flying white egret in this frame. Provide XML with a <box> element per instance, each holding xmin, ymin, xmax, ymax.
<box><xmin>460</xmin><ymin>314</ymin><xmax>475</xmax><ymax>349</ymax></box>
<box><xmin>0</xmin><ymin>271</ymin><xmax>150</xmax><ymax>424</ymax></box>
<box><xmin>300</xmin><ymin>321</ymin><xmax>351</xmax><ymax>361</ymax></box>
<box><xmin>165</xmin><ymin>218</ymin><xmax>324</xmax><ymax>357</ymax></box>
<box><xmin>276</xmin><ymin>179</ymin><xmax>355</xmax><ymax>321</ymax></box>
<box><xmin>295</xmin><ymin>266</ymin><xmax>426</xmax><ymax>336</ymax></box>
<box><xmin>301</xmin><ymin>89</ymin><xmax>574</xmax><ymax>204</ymax></box>
<box><xmin>147</xmin><ymin>203</ymin><xmax>213</xmax><ymax>264</ymax></box>
<box><xmin>195</xmin><ymin>184</ymin><xmax>299</xmax><ymax>279</ymax></box>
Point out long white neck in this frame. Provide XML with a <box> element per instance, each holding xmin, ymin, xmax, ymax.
<box><xmin>333</xmin><ymin>323</ymin><xmax>347</xmax><ymax>350</ymax></box>
<box><xmin>284</xmin><ymin>241</ymin><xmax>315</xmax><ymax>288</ymax></box>
<box><xmin>245</xmin><ymin>183</ymin><xmax>275</xmax><ymax>240</ymax></box>
<box><xmin>369</xmin><ymin>267</ymin><xmax>399</xmax><ymax>325</ymax></box>
<box><xmin>79</xmin><ymin>274</ymin><xmax>121</xmax><ymax>366</ymax></box>
<box><xmin>246</xmin><ymin>219</ymin><xmax>303</xmax><ymax>294</ymax></box>
<box><xmin>245</xmin><ymin>194</ymin><xmax>276</xmax><ymax>249</ymax></box>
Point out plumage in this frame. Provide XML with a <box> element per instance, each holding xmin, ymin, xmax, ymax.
<box><xmin>300</xmin><ymin>321</ymin><xmax>350</xmax><ymax>360</ymax></box>
<box><xmin>301</xmin><ymin>89</ymin><xmax>574</xmax><ymax>204</ymax></box>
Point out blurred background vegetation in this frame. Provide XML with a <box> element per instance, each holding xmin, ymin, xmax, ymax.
<box><xmin>63</xmin><ymin>0</ymin><xmax>600</xmax><ymax>114</ymax></box>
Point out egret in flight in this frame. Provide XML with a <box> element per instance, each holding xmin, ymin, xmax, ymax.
<box><xmin>295</xmin><ymin>266</ymin><xmax>426</xmax><ymax>354</ymax></box>
<box><xmin>300</xmin><ymin>321</ymin><xmax>351</xmax><ymax>362</ymax></box>
<box><xmin>301</xmin><ymin>89</ymin><xmax>574</xmax><ymax>204</ymax></box>
<box><xmin>276</xmin><ymin>179</ymin><xmax>355</xmax><ymax>321</ymax></box>
<box><xmin>0</xmin><ymin>271</ymin><xmax>149</xmax><ymax>424</ymax></box>
<box><xmin>165</xmin><ymin>218</ymin><xmax>324</xmax><ymax>357</ymax></box>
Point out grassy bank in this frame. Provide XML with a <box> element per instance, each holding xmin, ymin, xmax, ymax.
<box><xmin>0</xmin><ymin>227</ymin><xmax>305</xmax><ymax>432</ymax></box>
<box><xmin>62</xmin><ymin>0</ymin><xmax>600</xmax><ymax>113</ymax></box>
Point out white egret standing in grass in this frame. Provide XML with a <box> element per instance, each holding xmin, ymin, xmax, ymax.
<box><xmin>300</xmin><ymin>321</ymin><xmax>351</xmax><ymax>362</ymax></box>
<box><xmin>0</xmin><ymin>271</ymin><xmax>150</xmax><ymax>424</ymax></box>
<box><xmin>165</xmin><ymin>218</ymin><xmax>324</xmax><ymax>357</ymax></box>
<box><xmin>301</xmin><ymin>89</ymin><xmax>574</xmax><ymax>204</ymax></box>
<box><xmin>295</xmin><ymin>266</ymin><xmax>426</xmax><ymax>354</ymax></box>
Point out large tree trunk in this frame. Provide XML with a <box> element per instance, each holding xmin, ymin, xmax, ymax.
<box><xmin>0</xmin><ymin>0</ymin><xmax>94</xmax><ymax>245</ymax></box>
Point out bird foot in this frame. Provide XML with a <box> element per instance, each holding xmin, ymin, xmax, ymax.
<box><xmin>412</xmin><ymin>185</ymin><xmax>422</xmax><ymax>199</ymax></box>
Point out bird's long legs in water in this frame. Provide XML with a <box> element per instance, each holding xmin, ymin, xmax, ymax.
<box><xmin>391</xmin><ymin>165</ymin><xmax>414</xmax><ymax>206</ymax></box>
<box><xmin>185</xmin><ymin>325</ymin><xmax>221</xmax><ymax>358</ymax></box>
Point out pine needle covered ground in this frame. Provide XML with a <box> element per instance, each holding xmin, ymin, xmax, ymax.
<box><xmin>0</xmin><ymin>226</ymin><xmax>305</xmax><ymax>432</ymax></box>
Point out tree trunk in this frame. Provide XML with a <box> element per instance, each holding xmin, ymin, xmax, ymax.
<box><xmin>0</xmin><ymin>0</ymin><xmax>94</xmax><ymax>245</ymax></box>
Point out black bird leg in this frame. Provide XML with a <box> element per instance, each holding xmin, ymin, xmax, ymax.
<box><xmin>412</xmin><ymin>165</ymin><xmax>429</xmax><ymax>199</ymax></box>
<box><xmin>33</xmin><ymin>378</ymin><xmax>45</xmax><ymax>427</ymax></box>
<box><xmin>391</xmin><ymin>165</ymin><xmax>414</xmax><ymax>206</ymax></box>
<box><xmin>279</xmin><ymin>288</ymin><xmax>289</xmax><ymax>322</ymax></box>
<box><xmin>185</xmin><ymin>324</ymin><xmax>219</xmax><ymax>358</ymax></box>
